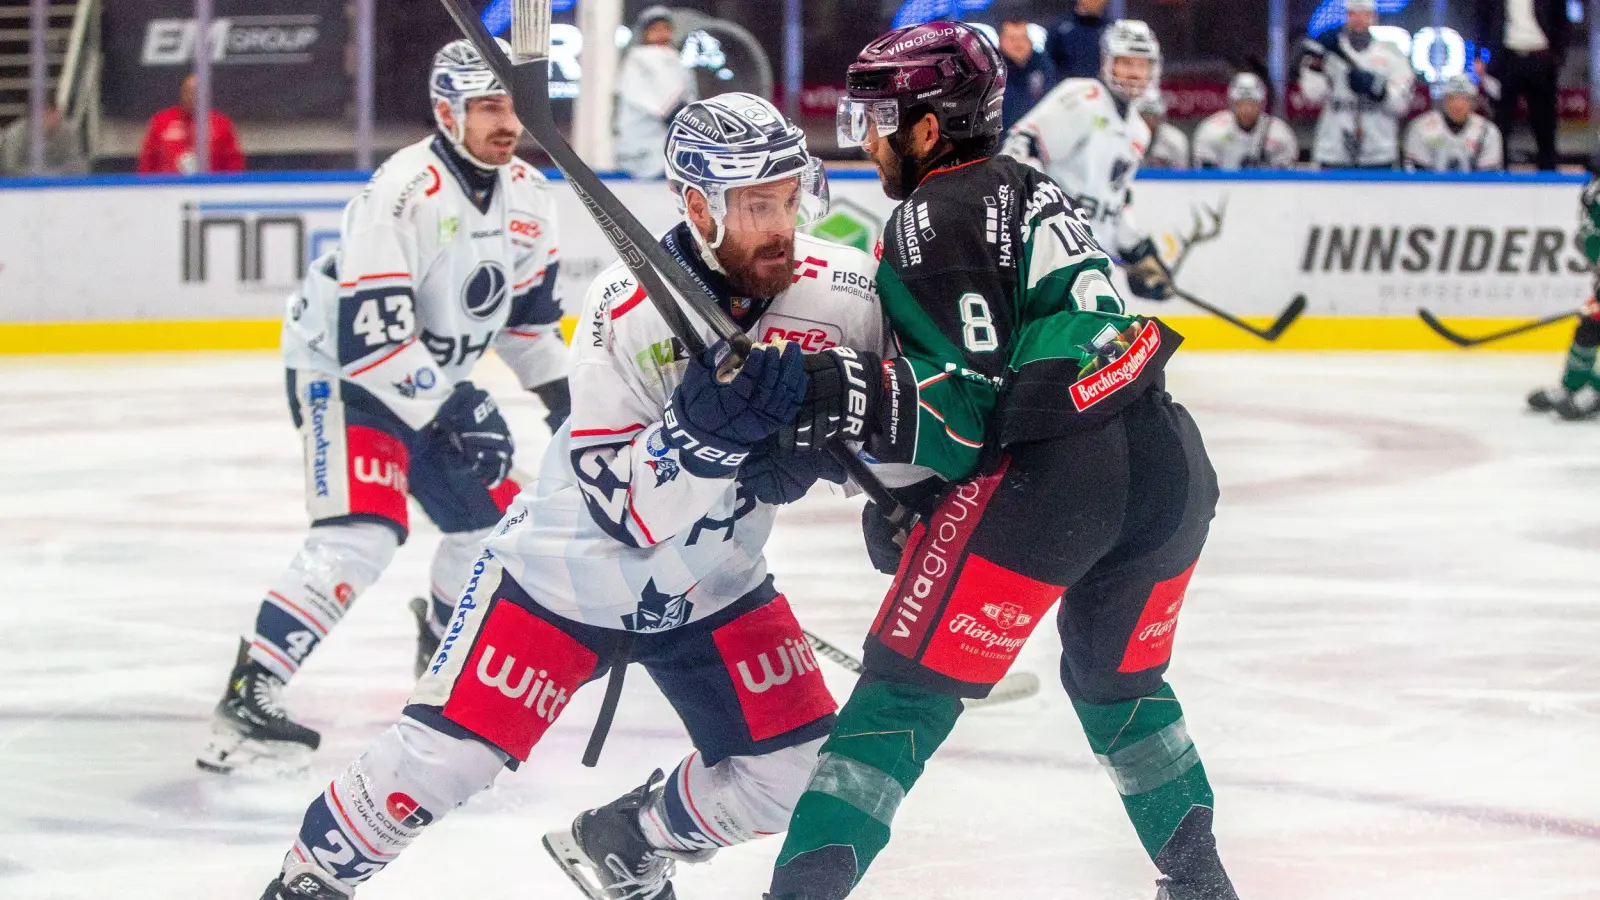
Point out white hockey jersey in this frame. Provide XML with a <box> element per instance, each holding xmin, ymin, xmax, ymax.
<box><xmin>483</xmin><ymin>227</ymin><xmax>887</xmax><ymax>631</ymax></box>
<box><xmin>614</xmin><ymin>44</ymin><xmax>699</xmax><ymax>178</ymax></box>
<box><xmin>1192</xmin><ymin>110</ymin><xmax>1300</xmax><ymax>170</ymax></box>
<box><xmin>1001</xmin><ymin>78</ymin><xmax>1152</xmax><ymax>258</ymax></box>
<box><xmin>1145</xmin><ymin>122</ymin><xmax>1190</xmax><ymax>170</ymax></box>
<box><xmin>1403</xmin><ymin>110</ymin><xmax>1504</xmax><ymax>173</ymax></box>
<box><xmin>1297</xmin><ymin>32</ymin><xmax>1415</xmax><ymax>167</ymax></box>
<box><xmin>281</xmin><ymin>136</ymin><xmax>567</xmax><ymax>431</ymax></box>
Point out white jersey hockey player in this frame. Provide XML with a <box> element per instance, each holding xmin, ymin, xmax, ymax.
<box><xmin>1297</xmin><ymin>0</ymin><xmax>1415</xmax><ymax>168</ymax></box>
<box><xmin>1193</xmin><ymin>72</ymin><xmax>1300</xmax><ymax>170</ymax></box>
<box><xmin>1404</xmin><ymin>74</ymin><xmax>1503</xmax><ymax>172</ymax></box>
<box><xmin>258</xmin><ymin>94</ymin><xmax>890</xmax><ymax>900</ymax></box>
<box><xmin>196</xmin><ymin>39</ymin><xmax>569</xmax><ymax>776</ymax></box>
<box><xmin>615</xmin><ymin>6</ymin><xmax>699</xmax><ymax>178</ymax></box>
<box><xmin>1002</xmin><ymin>19</ymin><xmax>1175</xmax><ymax>303</ymax></box>
<box><xmin>1137</xmin><ymin>92</ymin><xmax>1190</xmax><ymax>170</ymax></box>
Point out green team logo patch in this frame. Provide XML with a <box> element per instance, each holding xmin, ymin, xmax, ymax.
<box><xmin>807</xmin><ymin>198</ymin><xmax>884</xmax><ymax>254</ymax></box>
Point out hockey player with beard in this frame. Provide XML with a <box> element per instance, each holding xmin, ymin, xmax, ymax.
<box><xmin>764</xmin><ymin>20</ymin><xmax>1236</xmax><ymax>900</ymax></box>
<box><xmin>1528</xmin><ymin>178</ymin><xmax>1600</xmax><ymax>419</ymax></box>
<box><xmin>196</xmin><ymin>38</ymin><xmax>570</xmax><ymax>776</ymax></box>
<box><xmin>1296</xmin><ymin>0</ymin><xmax>1415</xmax><ymax>169</ymax></box>
<box><xmin>1403</xmin><ymin>74</ymin><xmax>1504</xmax><ymax>172</ymax></box>
<box><xmin>1193</xmin><ymin>72</ymin><xmax>1299</xmax><ymax>170</ymax></box>
<box><xmin>1002</xmin><ymin>20</ymin><xmax>1177</xmax><ymax>305</ymax></box>
<box><xmin>255</xmin><ymin>92</ymin><xmax>893</xmax><ymax>900</ymax></box>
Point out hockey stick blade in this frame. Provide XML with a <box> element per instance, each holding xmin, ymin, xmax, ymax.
<box><xmin>1174</xmin><ymin>289</ymin><xmax>1304</xmax><ymax>342</ymax></box>
<box><xmin>1417</xmin><ymin>308</ymin><xmax>1576</xmax><ymax>348</ymax></box>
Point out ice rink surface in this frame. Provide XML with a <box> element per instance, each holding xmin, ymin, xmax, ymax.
<box><xmin>1</xmin><ymin>350</ymin><xmax>1597</xmax><ymax>900</ymax></box>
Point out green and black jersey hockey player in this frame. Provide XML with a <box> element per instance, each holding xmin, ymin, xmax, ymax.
<box><xmin>1528</xmin><ymin>178</ymin><xmax>1600</xmax><ymax>420</ymax></box>
<box><xmin>766</xmin><ymin>20</ymin><xmax>1237</xmax><ymax>900</ymax></box>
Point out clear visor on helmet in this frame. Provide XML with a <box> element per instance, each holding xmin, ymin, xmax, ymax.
<box><xmin>836</xmin><ymin>98</ymin><xmax>900</xmax><ymax>148</ymax></box>
<box><xmin>706</xmin><ymin>157</ymin><xmax>830</xmax><ymax>233</ymax></box>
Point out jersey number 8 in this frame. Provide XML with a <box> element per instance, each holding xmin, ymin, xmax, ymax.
<box><xmin>352</xmin><ymin>294</ymin><xmax>416</xmax><ymax>347</ymax></box>
<box><xmin>959</xmin><ymin>293</ymin><xmax>998</xmax><ymax>352</ymax></box>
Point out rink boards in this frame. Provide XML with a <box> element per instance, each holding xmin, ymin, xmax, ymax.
<box><xmin>0</xmin><ymin>169</ymin><xmax>1588</xmax><ymax>353</ymax></box>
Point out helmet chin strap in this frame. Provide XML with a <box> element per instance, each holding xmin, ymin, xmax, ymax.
<box><xmin>688</xmin><ymin>209</ymin><xmax>731</xmax><ymax>274</ymax></box>
<box><xmin>438</xmin><ymin>102</ymin><xmax>511</xmax><ymax>171</ymax></box>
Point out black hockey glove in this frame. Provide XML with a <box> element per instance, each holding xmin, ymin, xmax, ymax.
<box><xmin>740</xmin><ymin>436</ymin><xmax>848</xmax><ymax>505</ymax></box>
<box><xmin>862</xmin><ymin>500</ymin><xmax>911</xmax><ymax>575</ymax></box>
<box><xmin>664</xmin><ymin>340</ymin><xmax>806</xmax><ymax>478</ymax></box>
<box><xmin>432</xmin><ymin>381</ymin><xmax>513</xmax><ymax>489</ymax></box>
<box><xmin>531</xmin><ymin>377</ymin><xmax>571</xmax><ymax>433</ymax></box>
<box><xmin>1346</xmin><ymin>67</ymin><xmax>1384</xmax><ymax>101</ymax></box>
<box><xmin>1123</xmin><ymin>238</ymin><xmax>1175</xmax><ymax>302</ymax></box>
<box><xmin>780</xmin><ymin>347</ymin><xmax>885</xmax><ymax>453</ymax></box>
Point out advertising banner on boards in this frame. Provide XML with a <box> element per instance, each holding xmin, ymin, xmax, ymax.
<box><xmin>102</xmin><ymin>1</ymin><xmax>350</xmax><ymax>122</ymax></box>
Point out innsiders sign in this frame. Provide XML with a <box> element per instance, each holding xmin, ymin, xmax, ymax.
<box><xmin>982</xmin><ymin>602</ymin><xmax>1032</xmax><ymax>630</ymax></box>
<box><xmin>1069</xmin><ymin>321</ymin><xmax>1161</xmax><ymax>413</ymax></box>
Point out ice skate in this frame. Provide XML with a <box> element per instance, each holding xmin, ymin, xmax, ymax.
<box><xmin>410</xmin><ymin>596</ymin><xmax>441</xmax><ymax>679</ymax></box>
<box><xmin>1155</xmin><ymin>874</ymin><xmax>1240</xmax><ymax>900</ymax></box>
<box><xmin>543</xmin><ymin>770</ymin><xmax>713</xmax><ymax>900</ymax></box>
<box><xmin>261</xmin><ymin>863</ymin><xmax>353</xmax><ymax>899</ymax></box>
<box><xmin>1527</xmin><ymin>383</ymin><xmax>1600</xmax><ymax>420</ymax></box>
<box><xmin>196</xmin><ymin>642</ymin><xmax>320</xmax><ymax>775</ymax></box>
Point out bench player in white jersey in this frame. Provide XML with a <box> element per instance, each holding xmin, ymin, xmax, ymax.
<box><xmin>1137</xmin><ymin>91</ymin><xmax>1190</xmax><ymax>170</ymax></box>
<box><xmin>1404</xmin><ymin>74</ymin><xmax>1504</xmax><ymax>173</ymax></box>
<box><xmin>1193</xmin><ymin>72</ymin><xmax>1300</xmax><ymax>170</ymax></box>
<box><xmin>1001</xmin><ymin>20</ymin><xmax>1176</xmax><ymax>304</ymax></box>
<box><xmin>196</xmin><ymin>38</ymin><xmax>569</xmax><ymax>775</ymax></box>
<box><xmin>257</xmin><ymin>93</ymin><xmax>891</xmax><ymax>900</ymax></box>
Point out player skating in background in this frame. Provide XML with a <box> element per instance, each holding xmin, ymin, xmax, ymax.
<box><xmin>1528</xmin><ymin>178</ymin><xmax>1600</xmax><ymax>419</ymax></box>
<box><xmin>1002</xmin><ymin>20</ymin><xmax>1178</xmax><ymax>305</ymax></box>
<box><xmin>767</xmin><ymin>21</ymin><xmax>1236</xmax><ymax>900</ymax></box>
<box><xmin>1193</xmin><ymin>72</ymin><xmax>1299</xmax><ymax>170</ymax></box>
<box><xmin>1138</xmin><ymin>91</ymin><xmax>1191</xmax><ymax>170</ymax></box>
<box><xmin>1403</xmin><ymin>74</ymin><xmax>1504</xmax><ymax>173</ymax></box>
<box><xmin>196</xmin><ymin>39</ymin><xmax>570</xmax><ymax>775</ymax></box>
<box><xmin>257</xmin><ymin>93</ymin><xmax>891</xmax><ymax>900</ymax></box>
<box><xmin>1296</xmin><ymin>0</ymin><xmax>1415</xmax><ymax>169</ymax></box>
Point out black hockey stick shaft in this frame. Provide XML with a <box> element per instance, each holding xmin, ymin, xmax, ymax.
<box><xmin>1417</xmin><ymin>308</ymin><xmax>1576</xmax><ymax>348</ymax></box>
<box><xmin>1174</xmin><ymin>289</ymin><xmax>1306</xmax><ymax>342</ymax></box>
<box><xmin>437</xmin><ymin>0</ymin><xmax>915</xmax><ymax>525</ymax></box>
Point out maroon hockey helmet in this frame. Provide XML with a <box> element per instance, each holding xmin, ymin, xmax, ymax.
<box><xmin>837</xmin><ymin>21</ymin><xmax>1005</xmax><ymax>148</ymax></box>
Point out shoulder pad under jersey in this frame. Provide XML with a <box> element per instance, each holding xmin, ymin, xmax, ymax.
<box><xmin>363</xmin><ymin>140</ymin><xmax>448</xmax><ymax>221</ymax></box>
<box><xmin>579</xmin><ymin>260</ymin><xmax>648</xmax><ymax>352</ymax></box>
<box><xmin>793</xmin><ymin>232</ymin><xmax>878</xmax><ymax>302</ymax></box>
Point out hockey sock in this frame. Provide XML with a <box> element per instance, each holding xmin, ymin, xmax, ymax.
<box><xmin>425</xmin><ymin>529</ymin><xmax>492</xmax><ymax>637</ymax></box>
<box><xmin>249</xmin><ymin>523</ymin><xmax>397</xmax><ymax>680</ymax></box>
<box><xmin>1074</xmin><ymin>683</ymin><xmax>1226</xmax><ymax>880</ymax></box>
<box><xmin>769</xmin><ymin>681</ymin><xmax>962</xmax><ymax>899</ymax></box>
<box><xmin>1568</xmin><ymin>316</ymin><xmax>1600</xmax><ymax>391</ymax></box>
<box><xmin>638</xmin><ymin>738</ymin><xmax>824</xmax><ymax>853</ymax></box>
<box><xmin>285</xmin><ymin>717</ymin><xmax>505</xmax><ymax>889</ymax></box>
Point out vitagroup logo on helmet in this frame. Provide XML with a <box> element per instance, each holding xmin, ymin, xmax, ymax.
<box><xmin>839</xmin><ymin>21</ymin><xmax>1006</xmax><ymax>149</ymax></box>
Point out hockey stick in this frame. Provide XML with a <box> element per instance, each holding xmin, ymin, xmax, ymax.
<box><xmin>804</xmin><ymin>630</ymin><xmax>1042</xmax><ymax>708</ymax></box>
<box><xmin>1417</xmin><ymin>308</ymin><xmax>1577</xmax><ymax>349</ymax></box>
<box><xmin>438</xmin><ymin>0</ymin><xmax>918</xmax><ymax>530</ymax></box>
<box><xmin>1174</xmin><ymin>289</ymin><xmax>1307</xmax><ymax>342</ymax></box>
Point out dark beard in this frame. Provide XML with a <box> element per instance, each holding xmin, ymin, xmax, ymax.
<box><xmin>879</xmin><ymin>149</ymin><xmax>910</xmax><ymax>201</ymax></box>
<box><xmin>725</xmin><ymin>240</ymin><xmax>796</xmax><ymax>298</ymax></box>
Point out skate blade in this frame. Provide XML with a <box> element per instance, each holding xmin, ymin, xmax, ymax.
<box><xmin>542</xmin><ymin>828</ymin><xmax>609</xmax><ymax>900</ymax></box>
<box><xmin>196</xmin><ymin>723</ymin><xmax>313</xmax><ymax>778</ymax></box>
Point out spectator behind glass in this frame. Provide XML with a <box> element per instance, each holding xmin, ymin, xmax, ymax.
<box><xmin>614</xmin><ymin>6</ymin><xmax>697</xmax><ymax>179</ymax></box>
<box><xmin>999</xmin><ymin>19</ymin><xmax>1055</xmax><ymax>131</ymax></box>
<box><xmin>1046</xmin><ymin>0</ymin><xmax>1110</xmax><ymax>81</ymax></box>
<box><xmin>0</xmin><ymin>101</ymin><xmax>87</xmax><ymax>176</ymax></box>
<box><xmin>1473</xmin><ymin>0</ymin><xmax>1568</xmax><ymax>170</ymax></box>
<box><xmin>137</xmin><ymin>74</ymin><xmax>245</xmax><ymax>174</ymax></box>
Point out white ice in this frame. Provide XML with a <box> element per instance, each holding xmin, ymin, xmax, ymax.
<box><xmin>1</xmin><ymin>351</ymin><xmax>1596</xmax><ymax>900</ymax></box>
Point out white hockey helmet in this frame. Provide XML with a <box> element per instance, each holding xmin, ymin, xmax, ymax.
<box><xmin>430</xmin><ymin>38</ymin><xmax>516</xmax><ymax>169</ymax></box>
<box><xmin>1228</xmin><ymin>72</ymin><xmax>1268</xmax><ymax>105</ymax></box>
<box><xmin>1101</xmin><ymin>20</ymin><xmax>1162</xmax><ymax>103</ymax></box>
<box><xmin>1441</xmin><ymin>73</ymin><xmax>1477</xmax><ymax>98</ymax></box>
<box><xmin>665</xmin><ymin>92</ymin><xmax>828</xmax><ymax>248</ymax></box>
<box><xmin>1345</xmin><ymin>0</ymin><xmax>1377</xmax><ymax>12</ymax></box>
